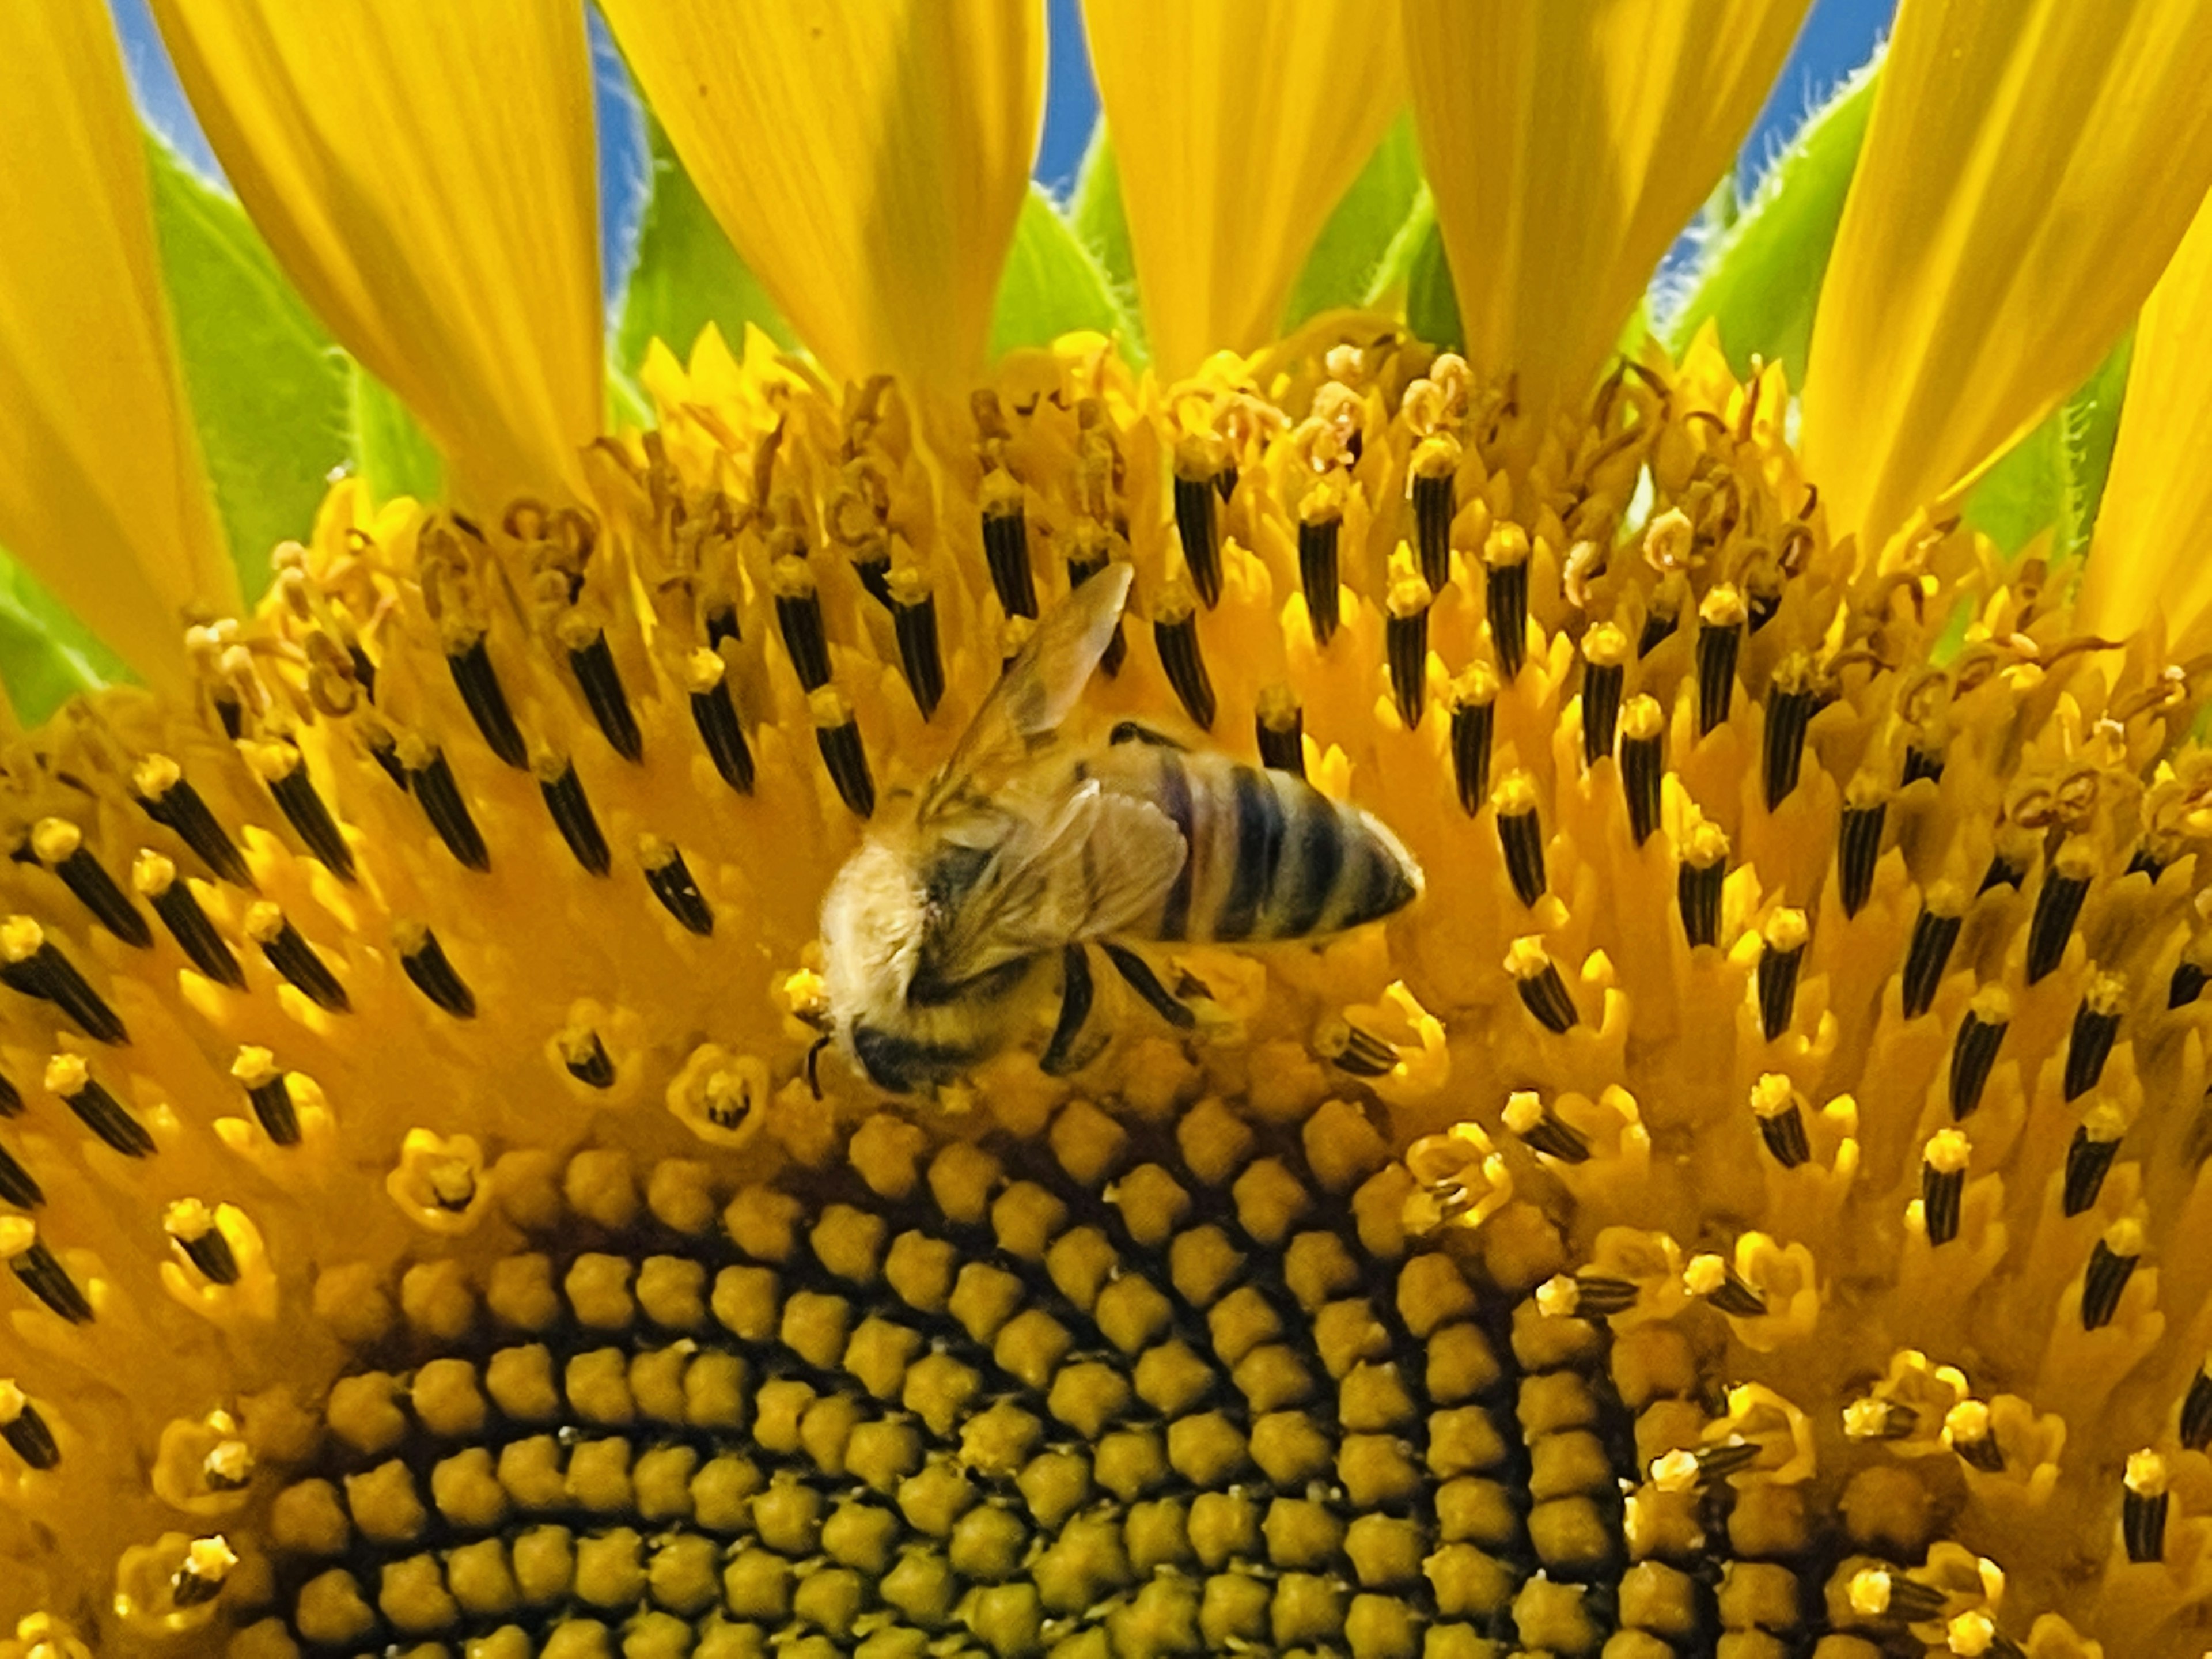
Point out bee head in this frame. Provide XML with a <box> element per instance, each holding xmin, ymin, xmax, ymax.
<box><xmin>819</xmin><ymin>838</ymin><xmax>929</xmax><ymax>1043</ymax></box>
<box><xmin>817</xmin><ymin>836</ymin><xmax>981</xmax><ymax>1094</ymax></box>
<box><xmin>819</xmin><ymin>830</ymin><xmax>1033</xmax><ymax>1094</ymax></box>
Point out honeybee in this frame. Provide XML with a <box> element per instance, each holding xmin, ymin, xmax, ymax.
<box><xmin>819</xmin><ymin>563</ymin><xmax>1422</xmax><ymax>1092</ymax></box>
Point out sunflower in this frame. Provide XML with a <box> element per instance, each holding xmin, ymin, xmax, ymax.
<box><xmin>5</xmin><ymin>0</ymin><xmax>2212</xmax><ymax>1654</ymax></box>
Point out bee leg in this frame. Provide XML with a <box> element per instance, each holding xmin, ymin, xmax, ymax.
<box><xmin>1100</xmin><ymin>941</ymin><xmax>1199</xmax><ymax>1029</ymax></box>
<box><xmin>1040</xmin><ymin>944</ymin><xmax>1102</xmax><ymax>1075</ymax></box>
<box><xmin>1108</xmin><ymin>720</ymin><xmax>1186</xmax><ymax>750</ymax></box>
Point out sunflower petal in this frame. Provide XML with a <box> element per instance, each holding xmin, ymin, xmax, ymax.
<box><xmin>1085</xmin><ymin>0</ymin><xmax>1406</xmax><ymax>377</ymax></box>
<box><xmin>602</xmin><ymin>0</ymin><xmax>1041</xmax><ymax>391</ymax></box>
<box><xmin>0</xmin><ymin>0</ymin><xmax>235</xmax><ymax>697</ymax></box>
<box><xmin>151</xmin><ymin>0</ymin><xmax>603</xmax><ymax>504</ymax></box>
<box><xmin>2077</xmin><ymin>200</ymin><xmax>2212</xmax><ymax>644</ymax></box>
<box><xmin>1404</xmin><ymin>0</ymin><xmax>1808</xmax><ymax>425</ymax></box>
<box><xmin>1801</xmin><ymin>0</ymin><xmax>2212</xmax><ymax>556</ymax></box>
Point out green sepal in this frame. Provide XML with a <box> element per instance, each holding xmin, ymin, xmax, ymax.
<box><xmin>1283</xmin><ymin>115</ymin><xmax>1422</xmax><ymax>330</ymax></box>
<box><xmin>1616</xmin><ymin>300</ymin><xmax>1652</xmax><ymax>363</ymax></box>
<box><xmin>990</xmin><ymin>185</ymin><xmax>1134</xmax><ymax>359</ymax></box>
<box><xmin>606</xmin><ymin>353</ymin><xmax>654</xmax><ymax>435</ymax></box>
<box><xmin>1067</xmin><ymin>127</ymin><xmax>1145</xmax><ymax>362</ymax></box>
<box><xmin>1380</xmin><ymin>191</ymin><xmax>1652</xmax><ymax>365</ymax></box>
<box><xmin>1961</xmin><ymin>409</ymin><xmax>2069</xmax><ymax>557</ymax></box>
<box><xmin>1665</xmin><ymin>61</ymin><xmax>1880</xmax><ymax>386</ymax></box>
<box><xmin>143</xmin><ymin>137</ymin><xmax>351</xmax><ymax>599</ymax></box>
<box><xmin>1963</xmin><ymin>330</ymin><xmax>2134</xmax><ymax>558</ymax></box>
<box><xmin>1365</xmin><ymin>184</ymin><xmax>1430</xmax><ymax>308</ymax></box>
<box><xmin>1051</xmin><ymin>113</ymin><xmax>1428</xmax><ymax>359</ymax></box>
<box><xmin>1396</xmin><ymin>195</ymin><xmax>1464</xmax><ymax>352</ymax></box>
<box><xmin>0</xmin><ymin>549</ymin><xmax>134</xmax><ymax>725</ymax></box>
<box><xmin>348</xmin><ymin>364</ymin><xmax>444</xmax><ymax>506</ymax></box>
<box><xmin>2062</xmin><ymin>329</ymin><xmax>2133</xmax><ymax>557</ymax></box>
<box><xmin>616</xmin><ymin>116</ymin><xmax>793</xmax><ymax>377</ymax></box>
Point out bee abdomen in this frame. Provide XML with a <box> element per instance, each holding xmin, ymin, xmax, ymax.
<box><xmin>1273</xmin><ymin>780</ymin><xmax>1420</xmax><ymax>938</ymax></box>
<box><xmin>1161</xmin><ymin>757</ymin><xmax>1418</xmax><ymax>943</ymax></box>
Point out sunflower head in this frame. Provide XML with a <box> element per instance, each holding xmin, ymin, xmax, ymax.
<box><xmin>7</xmin><ymin>3</ymin><xmax>2212</xmax><ymax>1658</ymax></box>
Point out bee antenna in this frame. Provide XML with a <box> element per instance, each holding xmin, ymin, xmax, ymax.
<box><xmin>805</xmin><ymin>1034</ymin><xmax>832</xmax><ymax>1100</ymax></box>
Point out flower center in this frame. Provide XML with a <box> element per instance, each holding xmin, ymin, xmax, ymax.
<box><xmin>267</xmin><ymin>1100</ymin><xmax>1829</xmax><ymax>1658</ymax></box>
<box><xmin>0</xmin><ymin>319</ymin><xmax>2200</xmax><ymax>1657</ymax></box>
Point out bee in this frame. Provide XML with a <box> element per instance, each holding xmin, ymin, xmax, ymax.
<box><xmin>819</xmin><ymin>563</ymin><xmax>1423</xmax><ymax>1092</ymax></box>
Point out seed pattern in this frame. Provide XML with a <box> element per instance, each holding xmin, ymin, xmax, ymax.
<box><xmin>262</xmin><ymin>1105</ymin><xmax>1861</xmax><ymax>1658</ymax></box>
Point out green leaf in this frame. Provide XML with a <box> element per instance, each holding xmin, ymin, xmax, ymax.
<box><xmin>1067</xmin><ymin>127</ymin><xmax>1145</xmax><ymax>361</ymax></box>
<box><xmin>1384</xmin><ymin>192</ymin><xmax>1649</xmax><ymax>362</ymax></box>
<box><xmin>617</xmin><ymin>116</ymin><xmax>793</xmax><ymax>376</ymax></box>
<box><xmin>1397</xmin><ymin>195</ymin><xmax>1464</xmax><ymax>351</ymax></box>
<box><xmin>1365</xmin><ymin>185</ymin><xmax>1429</xmax><ymax>304</ymax></box>
<box><xmin>1616</xmin><ymin>300</ymin><xmax>1652</xmax><ymax>362</ymax></box>
<box><xmin>606</xmin><ymin>353</ymin><xmax>654</xmax><ymax>435</ymax></box>
<box><xmin>1699</xmin><ymin>171</ymin><xmax>1743</xmax><ymax>238</ymax></box>
<box><xmin>1961</xmin><ymin>407</ymin><xmax>2070</xmax><ymax>556</ymax></box>
<box><xmin>143</xmin><ymin>137</ymin><xmax>351</xmax><ymax>600</ymax></box>
<box><xmin>0</xmin><ymin>547</ymin><xmax>134</xmax><ymax>725</ymax></box>
<box><xmin>1963</xmin><ymin>330</ymin><xmax>2134</xmax><ymax>558</ymax></box>
<box><xmin>349</xmin><ymin>363</ymin><xmax>444</xmax><ymax>505</ymax></box>
<box><xmin>1283</xmin><ymin>115</ymin><xmax>1423</xmax><ymax>329</ymax></box>
<box><xmin>1665</xmin><ymin>61</ymin><xmax>1880</xmax><ymax>385</ymax></box>
<box><xmin>2065</xmin><ymin>328</ymin><xmax>2133</xmax><ymax>556</ymax></box>
<box><xmin>990</xmin><ymin>186</ymin><xmax>1132</xmax><ymax>358</ymax></box>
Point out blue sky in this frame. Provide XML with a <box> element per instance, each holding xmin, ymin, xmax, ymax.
<box><xmin>109</xmin><ymin>0</ymin><xmax>1894</xmax><ymax>304</ymax></box>
<box><xmin>1031</xmin><ymin>0</ymin><xmax>1895</xmax><ymax>195</ymax></box>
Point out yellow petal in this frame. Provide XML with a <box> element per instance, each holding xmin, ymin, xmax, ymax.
<box><xmin>2076</xmin><ymin>197</ymin><xmax>2212</xmax><ymax>645</ymax></box>
<box><xmin>1801</xmin><ymin>0</ymin><xmax>2212</xmax><ymax>557</ymax></box>
<box><xmin>602</xmin><ymin>0</ymin><xmax>1041</xmax><ymax>391</ymax></box>
<box><xmin>1083</xmin><ymin>0</ymin><xmax>1404</xmax><ymax>378</ymax></box>
<box><xmin>0</xmin><ymin>0</ymin><xmax>235</xmax><ymax>698</ymax></box>
<box><xmin>151</xmin><ymin>0</ymin><xmax>603</xmax><ymax>504</ymax></box>
<box><xmin>1403</xmin><ymin>0</ymin><xmax>1807</xmax><ymax>426</ymax></box>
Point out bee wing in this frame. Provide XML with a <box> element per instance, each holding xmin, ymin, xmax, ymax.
<box><xmin>919</xmin><ymin>779</ymin><xmax>1186</xmax><ymax>990</ymax></box>
<box><xmin>921</xmin><ymin>562</ymin><xmax>1133</xmax><ymax>820</ymax></box>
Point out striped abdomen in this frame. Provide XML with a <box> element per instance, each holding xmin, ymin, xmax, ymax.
<box><xmin>1095</xmin><ymin>744</ymin><xmax>1421</xmax><ymax>943</ymax></box>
